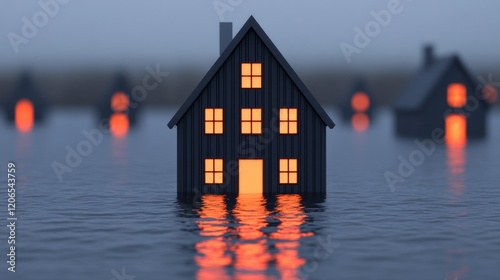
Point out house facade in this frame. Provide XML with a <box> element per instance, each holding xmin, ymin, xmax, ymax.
<box><xmin>394</xmin><ymin>46</ymin><xmax>489</xmax><ymax>142</ymax></box>
<box><xmin>168</xmin><ymin>16</ymin><xmax>334</xmax><ymax>195</ymax></box>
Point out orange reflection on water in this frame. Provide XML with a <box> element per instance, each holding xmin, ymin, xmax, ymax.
<box><xmin>196</xmin><ymin>195</ymin><xmax>231</xmax><ymax>280</ymax></box>
<box><xmin>110</xmin><ymin>113</ymin><xmax>129</xmax><ymax>138</ymax></box>
<box><xmin>232</xmin><ymin>195</ymin><xmax>272</xmax><ymax>280</ymax></box>
<box><xmin>15</xmin><ymin>98</ymin><xmax>34</xmax><ymax>133</ymax></box>
<box><xmin>271</xmin><ymin>194</ymin><xmax>313</xmax><ymax>280</ymax></box>
<box><xmin>351</xmin><ymin>113</ymin><xmax>369</xmax><ymax>132</ymax></box>
<box><xmin>445</xmin><ymin>114</ymin><xmax>467</xmax><ymax>148</ymax></box>
<box><xmin>446</xmin><ymin>146</ymin><xmax>466</xmax><ymax>198</ymax></box>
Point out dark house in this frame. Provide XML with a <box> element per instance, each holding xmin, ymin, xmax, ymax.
<box><xmin>394</xmin><ymin>46</ymin><xmax>488</xmax><ymax>142</ymax></box>
<box><xmin>5</xmin><ymin>72</ymin><xmax>47</xmax><ymax>131</ymax></box>
<box><xmin>98</xmin><ymin>73</ymin><xmax>139</xmax><ymax>136</ymax></box>
<box><xmin>168</xmin><ymin>16</ymin><xmax>335</xmax><ymax>196</ymax></box>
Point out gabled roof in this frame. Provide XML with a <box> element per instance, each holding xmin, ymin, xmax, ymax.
<box><xmin>168</xmin><ymin>16</ymin><xmax>335</xmax><ymax>129</ymax></box>
<box><xmin>394</xmin><ymin>55</ymin><xmax>478</xmax><ymax>111</ymax></box>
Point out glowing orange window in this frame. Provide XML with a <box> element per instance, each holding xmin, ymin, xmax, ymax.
<box><xmin>15</xmin><ymin>98</ymin><xmax>34</xmax><ymax>133</ymax></box>
<box><xmin>241</xmin><ymin>108</ymin><xmax>262</xmax><ymax>134</ymax></box>
<box><xmin>279</xmin><ymin>108</ymin><xmax>298</xmax><ymax>134</ymax></box>
<box><xmin>205</xmin><ymin>108</ymin><xmax>223</xmax><ymax>134</ymax></box>
<box><xmin>279</xmin><ymin>159</ymin><xmax>298</xmax><ymax>184</ymax></box>
<box><xmin>447</xmin><ymin>83</ymin><xmax>466</xmax><ymax>108</ymax></box>
<box><xmin>241</xmin><ymin>63</ymin><xmax>262</xmax><ymax>89</ymax></box>
<box><xmin>205</xmin><ymin>159</ymin><xmax>223</xmax><ymax>184</ymax></box>
<box><xmin>111</xmin><ymin>91</ymin><xmax>129</xmax><ymax>112</ymax></box>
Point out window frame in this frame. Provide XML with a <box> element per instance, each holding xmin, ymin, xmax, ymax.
<box><xmin>241</xmin><ymin>108</ymin><xmax>262</xmax><ymax>134</ymax></box>
<box><xmin>205</xmin><ymin>108</ymin><xmax>223</xmax><ymax>134</ymax></box>
<box><xmin>279</xmin><ymin>108</ymin><xmax>298</xmax><ymax>134</ymax></box>
<box><xmin>241</xmin><ymin>63</ymin><xmax>262</xmax><ymax>89</ymax></box>
<box><xmin>205</xmin><ymin>158</ymin><xmax>224</xmax><ymax>184</ymax></box>
<box><xmin>279</xmin><ymin>158</ymin><xmax>298</xmax><ymax>184</ymax></box>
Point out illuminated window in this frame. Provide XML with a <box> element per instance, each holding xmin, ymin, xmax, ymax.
<box><xmin>241</xmin><ymin>108</ymin><xmax>262</xmax><ymax>134</ymax></box>
<box><xmin>205</xmin><ymin>108</ymin><xmax>223</xmax><ymax>134</ymax></box>
<box><xmin>205</xmin><ymin>159</ymin><xmax>223</xmax><ymax>184</ymax></box>
<box><xmin>279</xmin><ymin>108</ymin><xmax>298</xmax><ymax>134</ymax></box>
<box><xmin>279</xmin><ymin>159</ymin><xmax>298</xmax><ymax>184</ymax></box>
<box><xmin>241</xmin><ymin>63</ymin><xmax>262</xmax><ymax>89</ymax></box>
<box><xmin>447</xmin><ymin>83</ymin><xmax>466</xmax><ymax>108</ymax></box>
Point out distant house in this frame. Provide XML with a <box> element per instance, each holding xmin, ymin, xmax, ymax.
<box><xmin>168</xmin><ymin>16</ymin><xmax>335</xmax><ymax>195</ymax></box>
<box><xmin>99</xmin><ymin>73</ymin><xmax>138</xmax><ymax>137</ymax></box>
<box><xmin>341</xmin><ymin>78</ymin><xmax>374</xmax><ymax>132</ymax></box>
<box><xmin>5</xmin><ymin>72</ymin><xmax>46</xmax><ymax>132</ymax></box>
<box><xmin>394</xmin><ymin>46</ymin><xmax>489</xmax><ymax>142</ymax></box>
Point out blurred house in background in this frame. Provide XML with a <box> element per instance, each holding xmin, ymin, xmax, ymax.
<box><xmin>98</xmin><ymin>73</ymin><xmax>139</xmax><ymax>138</ymax></box>
<box><xmin>394</xmin><ymin>46</ymin><xmax>490</xmax><ymax>145</ymax></box>
<box><xmin>5</xmin><ymin>71</ymin><xmax>47</xmax><ymax>132</ymax></box>
<box><xmin>340</xmin><ymin>78</ymin><xmax>375</xmax><ymax>132</ymax></box>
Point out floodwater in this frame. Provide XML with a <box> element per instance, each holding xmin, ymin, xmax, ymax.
<box><xmin>0</xmin><ymin>108</ymin><xmax>499</xmax><ymax>280</ymax></box>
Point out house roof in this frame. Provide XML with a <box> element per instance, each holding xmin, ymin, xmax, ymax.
<box><xmin>394</xmin><ymin>55</ymin><xmax>478</xmax><ymax>111</ymax></box>
<box><xmin>168</xmin><ymin>16</ymin><xmax>335</xmax><ymax>129</ymax></box>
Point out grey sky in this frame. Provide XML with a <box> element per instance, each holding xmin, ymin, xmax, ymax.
<box><xmin>1</xmin><ymin>0</ymin><xmax>499</xmax><ymax>73</ymax></box>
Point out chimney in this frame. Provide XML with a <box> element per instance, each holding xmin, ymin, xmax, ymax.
<box><xmin>219</xmin><ymin>22</ymin><xmax>233</xmax><ymax>55</ymax></box>
<box><xmin>423</xmin><ymin>45</ymin><xmax>434</xmax><ymax>67</ymax></box>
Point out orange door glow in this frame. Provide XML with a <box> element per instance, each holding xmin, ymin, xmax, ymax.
<box><xmin>445</xmin><ymin>114</ymin><xmax>467</xmax><ymax>148</ymax></box>
<box><xmin>110</xmin><ymin>113</ymin><xmax>129</xmax><ymax>138</ymax></box>
<box><xmin>238</xmin><ymin>159</ymin><xmax>263</xmax><ymax>194</ymax></box>
<box><xmin>15</xmin><ymin>98</ymin><xmax>34</xmax><ymax>133</ymax></box>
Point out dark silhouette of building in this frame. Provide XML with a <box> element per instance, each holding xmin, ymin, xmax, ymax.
<box><xmin>5</xmin><ymin>72</ymin><xmax>47</xmax><ymax>129</ymax></box>
<box><xmin>394</xmin><ymin>46</ymin><xmax>489</xmax><ymax>140</ymax></box>
<box><xmin>168</xmin><ymin>16</ymin><xmax>335</xmax><ymax>195</ymax></box>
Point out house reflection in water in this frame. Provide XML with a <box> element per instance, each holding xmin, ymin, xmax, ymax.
<box><xmin>192</xmin><ymin>194</ymin><xmax>319</xmax><ymax>280</ymax></box>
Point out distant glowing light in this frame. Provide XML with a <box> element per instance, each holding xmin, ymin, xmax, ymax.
<box><xmin>111</xmin><ymin>92</ymin><xmax>129</xmax><ymax>112</ymax></box>
<box><xmin>351</xmin><ymin>92</ymin><xmax>370</xmax><ymax>112</ymax></box>
<box><xmin>110</xmin><ymin>113</ymin><xmax>129</xmax><ymax>138</ymax></box>
<box><xmin>447</xmin><ymin>83</ymin><xmax>467</xmax><ymax>108</ymax></box>
<box><xmin>482</xmin><ymin>85</ymin><xmax>498</xmax><ymax>104</ymax></box>
<box><xmin>351</xmin><ymin>113</ymin><xmax>369</xmax><ymax>132</ymax></box>
<box><xmin>15</xmin><ymin>98</ymin><xmax>34</xmax><ymax>133</ymax></box>
<box><xmin>445</xmin><ymin>114</ymin><xmax>467</xmax><ymax>148</ymax></box>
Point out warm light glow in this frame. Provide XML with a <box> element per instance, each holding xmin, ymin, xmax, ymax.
<box><xmin>111</xmin><ymin>92</ymin><xmax>129</xmax><ymax>112</ymax></box>
<box><xmin>279</xmin><ymin>108</ymin><xmax>298</xmax><ymax>134</ymax></box>
<box><xmin>232</xmin><ymin>195</ymin><xmax>271</xmax><ymax>278</ymax></box>
<box><xmin>351</xmin><ymin>113</ymin><xmax>369</xmax><ymax>132</ymax></box>
<box><xmin>279</xmin><ymin>159</ymin><xmax>298</xmax><ymax>184</ymax></box>
<box><xmin>482</xmin><ymin>85</ymin><xmax>498</xmax><ymax>104</ymax></box>
<box><xmin>241</xmin><ymin>108</ymin><xmax>262</xmax><ymax>134</ymax></box>
<box><xmin>196</xmin><ymin>195</ymin><xmax>231</xmax><ymax>280</ymax></box>
<box><xmin>445</xmin><ymin>114</ymin><xmax>467</xmax><ymax>148</ymax></box>
<box><xmin>110</xmin><ymin>113</ymin><xmax>129</xmax><ymax>138</ymax></box>
<box><xmin>238</xmin><ymin>159</ymin><xmax>263</xmax><ymax>194</ymax></box>
<box><xmin>447</xmin><ymin>83</ymin><xmax>467</xmax><ymax>108</ymax></box>
<box><xmin>351</xmin><ymin>92</ymin><xmax>370</xmax><ymax>112</ymax></box>
<box><xmin>241</xmin><ymin>63</ymin><xmax>262</xmax><ymax>89</ymax></box>
<box><xmin>205</xmin><ymin>108</ymin><xmax>223</xmax><ymax>134</ymax></box>
<box><xmin>205</xmin><ymin>159</ymin><xmax>223</xmax><ymax>184</ymax></box>
<box><xmin>271</xmin><ymin>194</ymin><xmax>313</xmax><ymax>280</ymax></box>
<box><xmin>15</xmin><ymin>98</ymin><xmax>34</xmax><ymax>133</ymax></box>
